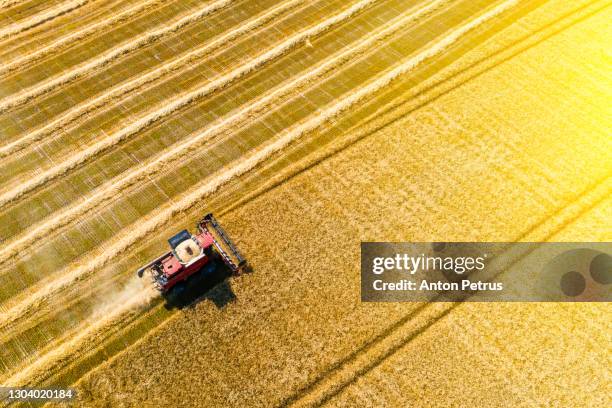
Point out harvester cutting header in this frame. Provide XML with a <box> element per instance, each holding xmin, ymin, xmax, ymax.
<box><xmin>137</xmin><ymin>214</ymin><xmax>247</xmax><ymax>303</ymax></box>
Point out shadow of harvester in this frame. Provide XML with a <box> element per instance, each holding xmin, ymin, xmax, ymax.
<box><xmin>163</xmin><ymin>258</ymin><xmax>237</xmax><ymax>310</ymax></box>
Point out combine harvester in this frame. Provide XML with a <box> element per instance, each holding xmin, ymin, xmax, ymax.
<box><xmin>137</xmin><ymin>213</ymin><xmax>248</xmax><ymax>306</ymax></box>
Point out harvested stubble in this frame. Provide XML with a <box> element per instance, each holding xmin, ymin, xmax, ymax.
<box><xmin>76</xmin><ymin>2</ymin><xmax>609</xmax><ymax>406</ymax></box>
<box><xmin>0</xmin><ymin>0</ymin><xmax>609</xmax><ymax>406</ymax></box>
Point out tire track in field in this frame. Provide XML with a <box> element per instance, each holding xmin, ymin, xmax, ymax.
<box><xmin>1</xmin><ymin>0</ymin><xmax>564</xmax><ymax>336</ymax></box>
<box><xmin>284</xmin><ymin>176</ymin><xmax>611</xmax><ymax>408</ymax></box>
<box><xmin>277</xmin><ymin>8</ymin><xmax>612</xmax><ymax>407</ymax></box>
<box><xmin>0</xmin><ymin>0</ymin><xmax>166</xmax><ymax>77</ymax></box>
<box><xmin>1</xmin><ymin>282</ymin><xmax>158</xmax><ymax>386</ymax></box>
<box><xmin>0</xmin><ymin>0</ymin><xmax>304</xmax><ymax>159</ymax></box>
<box><xmin>56</xmin><ymin>115</ymin><xmax>609</xmax><ymax>401</ymax></box>
<box><xmin>66</xmin><ymin>1</ymin><xmax>608</xmax><ymax>397</ymax></box>
<box><xmin>0</xmin><ymin>0</ymin><xmax>235</xmax><ymax>114</ymax></box>
<box><xmin>22</xmin><ymin>176</ymin><xmax>608</xmax><ymax>395</ymax></box>
<box><xmin>5</xmin><ymin>0</ymin><xmax>592</xmax><ymax>388</ymax></box>
<box><xmin>276</xmin><ymin>53</ymin><xmax>609</xmax><ymax>403</ymax></box>
<box><xmin>0</xmin><ymin>0</ymin><xmax>89</xmax><ymax>40</ymax></box>
<box><xmin>43</xmin><ymin>93</ymin><xmax>611</xmax><ymax>402</ymax></box>
<box><xmin>0</xmin><ymin>0</ymin><xmax>377</xmax><ymax>208</ymax></box>
<box><xmin>0</xmin><ymin>0</ymin><xmax>447</xmax><ymax>272</ymax></box>
<box><xmin>0</xmin><ymin>0</ymin><xmax>519</xmax><ymax>337</ymax></box>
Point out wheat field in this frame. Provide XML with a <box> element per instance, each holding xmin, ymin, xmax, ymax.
<box><xmin>0</xmin><ymin>0</ymin><xmax>610</xmax><ymax>406</ymax></box>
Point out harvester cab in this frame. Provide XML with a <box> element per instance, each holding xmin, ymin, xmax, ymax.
<box><xmin>137</xmin><ymin>214</ymin><xmax>247</xmax><ymax>303</ymax></box>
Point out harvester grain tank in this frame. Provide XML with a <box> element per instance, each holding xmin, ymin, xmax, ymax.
<box><xmin>137</xmin><ymin>213</ymin><xmax>247</xmax><ymax>302</ymax></box>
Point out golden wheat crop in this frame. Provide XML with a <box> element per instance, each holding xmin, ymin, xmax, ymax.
<box><xmin>0</xmin><ymin>0</ymin><xmax>609</xmax><ymax>406</ymax></box>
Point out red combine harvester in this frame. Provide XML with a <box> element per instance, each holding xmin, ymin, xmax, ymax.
<box><xmin>137</xmin><ymin>214</ymin><xmax>247</xmax><ymax>303</ymax></box>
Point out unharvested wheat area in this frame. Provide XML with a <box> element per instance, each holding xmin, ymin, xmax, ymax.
<box><xmin>0</xmin><ymin>0</ymin><xmax>610</xmax><ymax>406</ymax></box>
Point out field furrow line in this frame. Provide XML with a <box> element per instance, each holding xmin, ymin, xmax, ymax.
<box><xmin>0</xmin><ymin>0</ymin><xmax>167</xmax><ymax>77</ymax></box>
<box><xmin>1</xmin><ymin>284</ymin><xmax>158</xmax><ymax>386</ymax></box>
<box><xmin>0</xmin><ymin>0</ymin><xmax>89</xmax><ymax>40</ymax></box>
<box><xmin>0</xmin><ymin>0</ymin><xmax>447</xmax><ymax>270</ymax></box>
<box><xmin>359</xmin><ymin>0</ymin><xmax>605</xmax><ymax>131</ymax></box>
<box><xmin>0</xmin><ymin>0</ymin><xmax>305</xmax><ymax>159</ymax></box>
<box><xmin>0</xmin><ymin>0</ymin><xmax>377</xmax><ymax>208</ymax></box>
<box><xmin>4</xmin><ymin>302</ymin><xmax>164</xmax><ymax>387</ymax></box>
<box><xmin>0</xmin><ymin>0</ymin><xmax>519</xmax><ymax>336</ymax></box>
<box><xmin>0</xmin><ymin>0</ymin><xmax>25</xmax><ymax>9</ymax></box>
<box><xmin>0</xmin><ymin>270</ymin><xmax>148</xmax><ymax>377</ymax></box>
<box><xmin>15</xmin><ymin>176</ymin><xmax>610</xmax><ymax>393</ymax></box>
<box><xmin>285</xmin><ymin>179</ymin><xmax>611</xmax><ymax>408</ymax></box>
<box><xmin>0</xmin><ymin>255</ymin><xmax>140</xmax><ymax>350</ymax></box>
<box><xmin>0</xmin><ymin>4</ymin><xmax>451</xmax><ymax>359</ymax></box>
<box><xmin>0</xmin><ymin>0</ymin><xmax>444</xmax><ymax>351</ymax></box>
<box><xmin>0</xmin><ymin>0</ymin><xmax>235</xmax><ymax>113</ymax></box>
<box><xmin>0</xmin><ymin>0</ymin><xmax>125</xmax><ymax>54</ymax></box>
